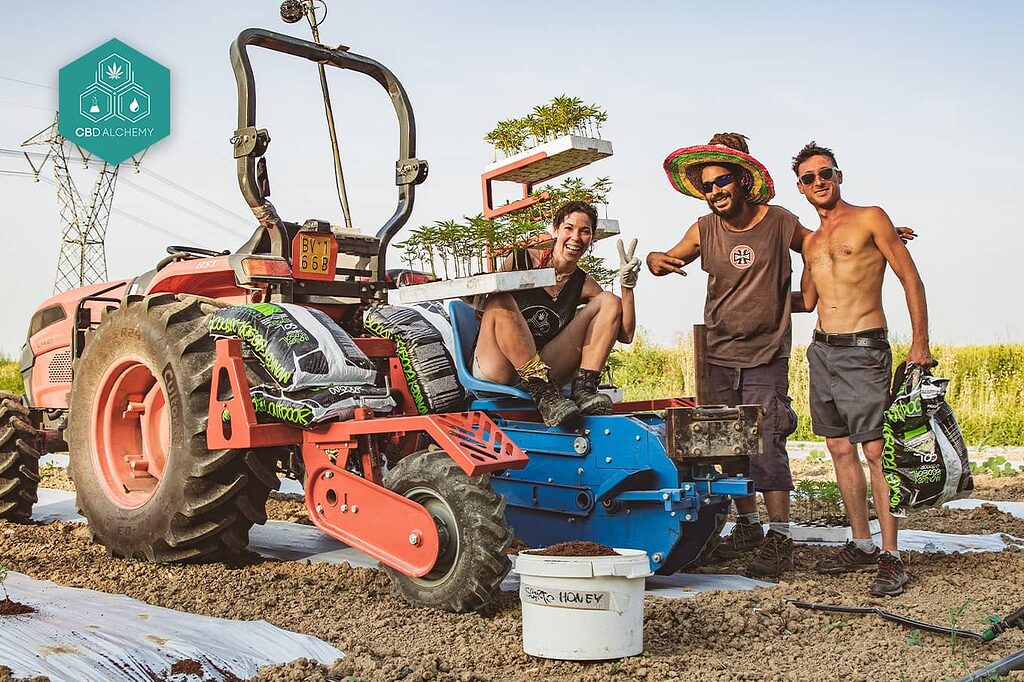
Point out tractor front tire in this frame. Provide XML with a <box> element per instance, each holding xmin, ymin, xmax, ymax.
<box><xmin>66</xmin><ymin>294</ymin><xmax>280</xmax><ymax>562</ymax></box>
<box><xmin>382</xmin><ymin>449</ymin><xmax>512</xmax><ymax>612</ymax></box>
<box><xmin>0</xmin><ymin>392</ymin><xmax>40</xmax><ymax>522</ymax></box>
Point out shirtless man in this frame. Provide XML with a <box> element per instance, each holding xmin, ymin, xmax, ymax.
<box><xmin>795</xmin><ymin>141</ymin><xmax>931</xmax><ymax>597</ymax></box>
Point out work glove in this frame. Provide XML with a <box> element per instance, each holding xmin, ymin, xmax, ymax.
<box><xmin>616</xmin><ymin>238</ymin><xmax>640</xmax><ymax>289</ymax></box>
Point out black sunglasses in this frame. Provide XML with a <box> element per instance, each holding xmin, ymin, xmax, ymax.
<box><xmin>700</xmin><ymin>173</ymin><xmax>736</xmax><ymax>194</ymax></box>
<box><xmin>799</xmin><ymin>167</ymin><xmax>839</xmax><ymax>186</ymax></box>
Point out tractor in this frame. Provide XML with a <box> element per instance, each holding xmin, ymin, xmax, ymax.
<box><xmin>3</xmin><ymin>23</ymin><xmax>758</xmax><ymax>612</ymax></box>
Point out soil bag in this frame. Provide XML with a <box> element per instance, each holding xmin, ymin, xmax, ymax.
<box><xmin>250</xmin><ymin>384</ymin><xmax>395</xmax><ymax>428</ymax></box>
<box><xmin>882</xmin><ymin>364</ymin><xmax>973</xmax><ymax>516</ymax></box>
<box><xmin>209</xmin><ymin>303</ymin><xmax>376</xmax><ymax>390</ymax></box>
<box><xmin>363</xmin><ymin>303</ymin><xmax>464</xmax><ymax>415</ymax></box>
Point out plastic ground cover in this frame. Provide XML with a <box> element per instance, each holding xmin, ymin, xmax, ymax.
<box><xmin>0</xmin><ymin>571</ymin><xmax>343</xmax><ymax>681</ymax></box>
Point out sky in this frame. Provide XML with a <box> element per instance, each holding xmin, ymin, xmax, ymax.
<box><xmin>1</xmin><ymin>1</ymin><xmax>1022</xmax><ymax>357</ymax></box>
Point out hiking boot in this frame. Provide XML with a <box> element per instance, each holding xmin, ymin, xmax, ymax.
<box><xmin>869</xmin><ymin>553</ymin><xmax>909</xmax><ymax>597</ymax></box>
<box><xmin>745</xmin><ymin>530</ymin><xmax>794</xmax><ymax>579</ymax></box>
<box><xmin>571</xmin><ymin>368</ymin><xmax>613</xmax><ymax>415</ymax></box>
<box><xmin>710</xmin><ymin>518</ymin><xmax>765</xmax><ymax>560</ymax></box>
<box><xmin>815</xmin><ymin>541</ymin><xmax>880</xmax><ymax>574</ymax></box>
<box><xmin>516</xmin><ymin>354</ymin><xmax>580</xmax><ymax>427</ymax></box>
<box><xmin>523</xmin><ymin>376</ymin><xmax>580</xmax><ymax>426</ymax></box>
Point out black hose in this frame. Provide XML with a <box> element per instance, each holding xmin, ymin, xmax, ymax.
<box><xmin>954</xmin><ymin>647</ymin><xmax>1024</xmax><ymax>681</ymax></box>
<box><xmin>787</xmin><ymin>600</ymin><xmax>989</xmax><ymax>641</ymax></box>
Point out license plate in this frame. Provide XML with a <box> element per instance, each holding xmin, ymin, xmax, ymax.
<box><xmin>292</xmin><ymin>232</ymin><xmax>337</xmax><ymax>281</ymax></box>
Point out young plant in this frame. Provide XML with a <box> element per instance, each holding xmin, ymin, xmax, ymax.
<box><xmin>0</xmin><ymin>564</ymin><xmax>9</xmax><ymax>601</ymax></box>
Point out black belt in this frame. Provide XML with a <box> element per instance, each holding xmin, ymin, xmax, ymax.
<box><xmin>813</xmin><ymin>328</ymin><xmax>890</xmax><ymax>350</ymax></box>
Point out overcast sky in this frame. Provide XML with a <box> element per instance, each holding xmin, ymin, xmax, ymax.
<box><xmin>1</xmin><ymin>1</ymin><xmax>1021</xmax><ymax>356</ymax></box>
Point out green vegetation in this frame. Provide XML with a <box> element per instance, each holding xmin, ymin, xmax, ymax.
<box><xmin>483</xmin><ymin>95</ymin><xmax>607</xmax><ymax>158</ymax></box>
<box><xmin>969</xmin><ymin>456</ymin><xmax>1019</xmax><ymax>478</ymax></box>
<box><xmin>613</xmin><ymin>337</ymin><xmax>1024</xmax><ymax>447</ymax></box>
<box><xmin>0</xmin><ymin>354</ymin><xmax>21</xmax><ymax>393</ymax></box>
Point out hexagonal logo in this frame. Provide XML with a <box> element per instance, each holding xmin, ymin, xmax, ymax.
<box><xmin>59</xmin><ymin>39</ymin><xmax>170</xmax><ymax>165</ymax></box>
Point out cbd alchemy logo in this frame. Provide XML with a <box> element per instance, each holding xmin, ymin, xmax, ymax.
<box><xmin>59</xmin><ymin>39</ymin><xmax>170</xmax><ymax>164</ymax></box>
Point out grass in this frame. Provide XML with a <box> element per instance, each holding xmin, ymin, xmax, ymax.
<box><xmin>0</xmin><ymin>354</ymin><xmax>21</xmax><ymax>393</ymax></box>
<box><xmin>612</xmin><ymin>335</ymin><xmax>1024</xmax><ymax>447</ymax></box>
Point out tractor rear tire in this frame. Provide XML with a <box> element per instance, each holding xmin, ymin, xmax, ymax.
<box><xmin>0</xmin><ymin>392</ymin><xmax>40</xmax><ymax>522</ymax></box>
<box><xmin>66</xmin><ymin>294</ymin><xmax>280</xmax><ymax>562</ymax></box>
<box><xmin>382</xmin><ymin>449</ymin><xmax>512</xmax><ymax>612</ymax></box>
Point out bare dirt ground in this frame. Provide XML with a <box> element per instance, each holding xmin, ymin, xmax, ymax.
<box><xmin>6</xmin><ymin>462</ymin><xmax>1022</xmax><ymax>681</ymax></box>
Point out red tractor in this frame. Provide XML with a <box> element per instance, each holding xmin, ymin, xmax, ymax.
<box><xmin>5</xmin><ymin>26</ymin><xmax>756</xmax><ymax>613</ymax></box>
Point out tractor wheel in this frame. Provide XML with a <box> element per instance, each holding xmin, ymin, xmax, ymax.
<box><xmin>382</xmin><ymin>449</ymin><xmax>512</xmax><ymax>612</ymax></box>
<box><xmin>0</xmin><ymin>392</ymin><xmax>41</xmax><ymax>522</ymax></box>
<box><xmin>65</xmin><ymin>294</ymin><xmax>281</xmax><ymax>562</ymax></box>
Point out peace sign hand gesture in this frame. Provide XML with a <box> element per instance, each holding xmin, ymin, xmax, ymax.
<box><xmin>616</xmin><ymin>238</ymin><xmax>640</xmax><ymax>289</ymax></box>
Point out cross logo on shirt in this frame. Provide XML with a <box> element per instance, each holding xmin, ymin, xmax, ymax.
<box><xmin>730</xmin><ymin>245</ymin><xmax>755</xmax><ymax>270</ymax></box>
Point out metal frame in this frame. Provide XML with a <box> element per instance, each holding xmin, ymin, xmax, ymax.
<box><xmin>229</xmin><ymin>28</ymin><xmax>427</xmax><ymax>281</ymax></box>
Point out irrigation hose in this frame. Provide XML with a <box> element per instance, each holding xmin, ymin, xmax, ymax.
<box><xmin>954</xmin><ymin>647</ymin><xmax>1024</xmax><ymax>681</ymax></box>
<box><xmin>787</xmin><ymin>601</ymin><xmax>992</xmax><ymax>641</ymax></box>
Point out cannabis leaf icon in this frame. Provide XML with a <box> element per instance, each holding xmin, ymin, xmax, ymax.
<box><xmin>106</xmin><ymin>63</ymin><xmax>124</xmax><ymax>80</ymax></box>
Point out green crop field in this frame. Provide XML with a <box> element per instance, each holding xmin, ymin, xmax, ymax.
<box><xmin>4</xmin><ymin>342</ymin><xmax>1022</xmax><ymax>446</ymax></box>
<box><xmin>610</xmin><ymin>338</ymin><xmax>1024</xmax><ymax>447</ymax></box>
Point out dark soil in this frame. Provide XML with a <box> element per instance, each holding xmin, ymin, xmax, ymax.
<box><xmin>0</xmin><ymin>598</ymin><xmax>35</xmax><ymax>616</ymax></box>
<box><xmin>525</xmin><ymin>541</ymin><xmax>618</xmax><ymax>557</ymax></box>
<box><xmin>169</xmin><ymin>659</ymin><xmax>204</xmax><ymax>677</ymax></box>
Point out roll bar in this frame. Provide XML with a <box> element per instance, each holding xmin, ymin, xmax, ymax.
<box><xmin>229</xmin><ymin>28</ymin><xmax>428</xmax><ymax>280</ymax></box>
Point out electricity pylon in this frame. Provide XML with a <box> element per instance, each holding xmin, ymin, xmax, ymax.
<box><xmin>22</xmin><ymin>112</ymin><xmax>126</xmax><ymax>293</ymax></box>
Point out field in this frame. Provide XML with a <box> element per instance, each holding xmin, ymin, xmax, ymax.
<box><xmin>3</xmin><ymin>460</ymin><xmax>1023</xmax><ymax>681</ymax></box>
<box><xmin>612</xmin><ymin>339</ymin><xmax>1024</xmax><ymax>446</ymax></box>
<box><xmin>3</xmin><ymin>344</ymin><xmax>1023</xmax><ymax>680</ymax></box>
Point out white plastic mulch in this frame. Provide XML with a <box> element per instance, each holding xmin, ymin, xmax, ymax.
<box><xmin>0</xmin><ymin>571</ymin><xmax>343</xmax><ymax>682</ymax></box>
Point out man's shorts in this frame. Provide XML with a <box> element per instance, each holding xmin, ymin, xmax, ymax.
<box><xmin>706</xmin><ymin>357</ymin><xmax>797</xmax><ymax>492</ymax></box>
<box><xmin>807</xmin><ymin>329</ymin><xmax>892</xmax><ymax>444</ymax></box>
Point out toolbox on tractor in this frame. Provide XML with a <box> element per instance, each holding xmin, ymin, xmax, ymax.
<box><xmin>5</xmin><ymin>12</ymin><xmax>760</xmax><ymax>613</ymax></box>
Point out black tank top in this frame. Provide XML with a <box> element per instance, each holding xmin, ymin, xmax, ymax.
<box><xmin>509</xmin><ymin>248</ymin><xmax>586</xmax><ymax>350</ymax></box>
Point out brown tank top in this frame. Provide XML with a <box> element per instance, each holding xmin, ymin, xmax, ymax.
<box><xmin>698</xmin><ymin>205</ymin><xmax>800</xmax><ymax>368</ymax></box>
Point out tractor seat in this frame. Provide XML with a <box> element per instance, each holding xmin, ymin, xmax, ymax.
<box><xmin>448</xmin><ymin>300</ymin><xmax>531</xmax><ymax>400</ymax></box>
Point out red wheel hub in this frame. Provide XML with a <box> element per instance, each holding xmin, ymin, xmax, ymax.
<box><xmin>91</xmin><ymin>355</ymin><xmax>169</xmax><ymax>509</ymax></box>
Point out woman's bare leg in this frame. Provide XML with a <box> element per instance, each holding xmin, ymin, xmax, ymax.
<box><xmin>473</xmin><ymin>293</ymin><xmax>537</xmax><ymax>385</ymax></box>
<box><xmin>540</xmin><ymin>292</ymin><xmax>623</xmax><ymax>383</ymax></box>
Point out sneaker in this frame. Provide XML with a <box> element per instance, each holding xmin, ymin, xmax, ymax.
<box><xmin>745</xmin><ymin>530</ymin><xmax>794</xmax><ymax>579</ymax></box>
<box><xmin>710</xmin><ymin>518</ymin><xmax>765</xmax><ymax>560</ymax></box>
<box><xmin>869</xmin><ymin>553</ymin><xmax>909</xmax><ymax>597</ymax></box>
<box><xmin>521</xmin><ymin>376</ymin><xmax>580</xmax><ymax>427</ymax></box>
<box><xmin>815</xmin><ymin>541</ymin><xmax>881</xmax><ymax>574</ymax></box>
<box><xmin>570</xmin><ymin>368</ymin><xmax>613</xmax><ymax>415</ymax></box>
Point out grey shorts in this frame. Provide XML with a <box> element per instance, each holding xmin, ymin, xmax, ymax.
<box><xmin>807</xmin><ymin>335</ymin><xmax>892</xmax><ymax>443</ymax></box>
<box><xmin>706</xmin><ymin>357</ymin><xmax>797</xmax><ymax>492</ymax></box>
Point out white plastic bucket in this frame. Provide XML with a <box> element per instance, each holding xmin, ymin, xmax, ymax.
<box><xmin>512</xmin><ymin>548</ymin><xmax>652</xmax><ymax>660</ymax></box>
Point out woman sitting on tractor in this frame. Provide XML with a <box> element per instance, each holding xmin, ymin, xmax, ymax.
<box><xmin>472</xmin><ymin>200</ymin><xmax>640</xmax><ymax>426</ymax></box>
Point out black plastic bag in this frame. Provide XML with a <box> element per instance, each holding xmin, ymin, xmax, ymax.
<box><xmin>250</xmin><ymin>384</ymin><xmax>395</xmax><ymax>429</ymax></box>
<box><xmin>209</xmin><ymin>303</ymin><xmax>376</xmax><ymax>390</ymax></box>
<box><xmin>882</xmin><ymin>364</ymin><xmax>973</xmax><ymax>516</ymax></box>
<box><xmin>363</xmin><ymin>304</ymin><xmax>464</xmax><ymax>415</ymax></box>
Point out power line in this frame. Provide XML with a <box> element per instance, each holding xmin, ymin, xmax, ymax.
<box><xmin>139</xmin><ymin>166</ymin><xmax>253</xmax><ymax>227</ymax></box>
<box><xmin>32</xmin><ymin>174</ymin><xmax>199</xmax><ymax>246</ymax></box>
<box><xmin>0</xmin><ymin>75</ymin><xmax>54</xmax><ymax>89</ymax></box>
<box><xmin>1</xmin><ymin>148</ymin><xmax>252</xmax><ymax>235</ymax></box>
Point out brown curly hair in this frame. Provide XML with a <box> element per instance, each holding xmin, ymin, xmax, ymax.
<box><xmin>791</xmin><ymin>141</ymin><xmax>838</xmax><ymax>174</ymax></box>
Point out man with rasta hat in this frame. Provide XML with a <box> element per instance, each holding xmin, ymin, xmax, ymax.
<box><xmin>647</xmin><ymin>132</ymin><xmax>804</xmax><ymax>578</ymax></box>
<box><xmin>647</xmin><ymin>133</ymin><xmax>915</xmax><ymax>579</ymax></box>
<box><xmin>794</xmin><ymin>140</ymin><xmax>929</xmax><ymax>597</ymax></box>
